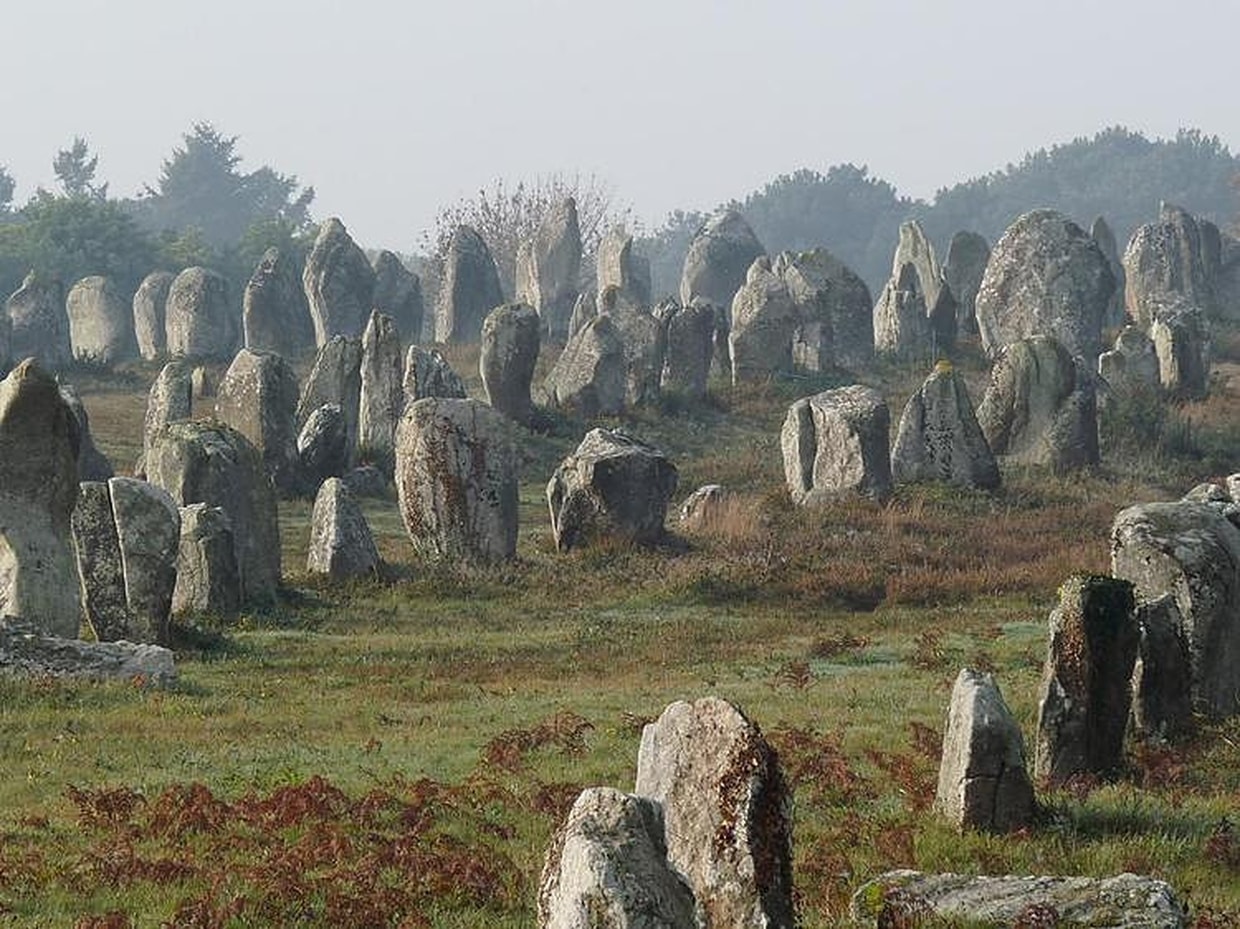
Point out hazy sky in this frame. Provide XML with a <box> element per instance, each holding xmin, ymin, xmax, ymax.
<box><xmin>2</xmin><ymin>0</ymin><xmax>1236</xmax><ymax>251</ymax></box>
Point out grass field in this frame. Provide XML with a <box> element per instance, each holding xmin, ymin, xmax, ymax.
<box><xmin>5</xmin><ymin>339</ymin><xmax>1239</xmax><ymax>927</ymax></box>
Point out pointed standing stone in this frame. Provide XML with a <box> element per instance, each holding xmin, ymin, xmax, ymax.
<box><xmin>215</xmin><ymin>349</ymin><xmax>302</xmax><ymax>496</ymax></box>
<box><xmin>306</xmin><ymin>477</ymin><xmax>379</xmax><ymax>579</ymax></box>
<box><xmin>357</xmin><ymin>310</ymin><xmax>405</xmax><ymax>471</ymax></box>
<box><xmin>243</xmin><ymin>247</ymin><xmax>315</xmax><ymax>359</ymax></box>
<box><xmin>892</xmin><ymin>363</ymin><xmax>999</xmax><ymax>489</ymax></box>
<box><xmin>371</xmin><ymin>251</ymin><xmax>424</xmax><ymax>343</ymax></box>
<box><xmin>434</xmin><ymin>225</ymin><xmax>504</xmax><ymax>343</ymax></box>
<box><xmin>302</xmin><ymin>218</ymin><xmax>376</xmax><ymax>346</ymax></box>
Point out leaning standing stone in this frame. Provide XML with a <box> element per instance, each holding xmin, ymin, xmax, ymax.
<box><xmin>307</xmin><ymin>477</ymin><xmax>379</xmax><ymax>579</ymax></box>
<box><xmin>108</xmin><ymin>477</ymin><xmax>180</xmax><ymax>645</ymax></box>
<box><xmin>543</xmin><ymin>315</ymin><xmax>627</xmax><ymax>417</ymax></box>
<box><xmin>242</xmin><ymin>247</ymin><xmax>315</xmax><ymax>359</ymax></box>
<box><xmin>302</xmin><ymin>217</ymin><xmax>376</xmax><ymax>346</ymax></box>
<box><xmin>892</xmin><ymin>363</ymin><xmax>999</xmax><ymax>490</ymax></box>
<box><xmin>480</xmin><ymin>302</ymin><xmax>540</xmax><ymax>424</ymax></box>
<box><xmin>132</xmin><ymin>271</ymin><xmax>175</xmax><ymax>361</ymax></box>
<box><xmin>782</xmin><ymin>385</ymin><xmax>891</xmax><ymax>504</ymax></box>
<box><xmin>71</xmin><ymin>482</ymin><xmax>129</xmax><ymax>643</ymax></box>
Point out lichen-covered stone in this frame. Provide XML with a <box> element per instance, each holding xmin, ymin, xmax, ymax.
<box><xmin>1131</xmin><ymin>595</ymin><xmax>1194</xmax><ymax>741</ymax></box>
<box><xmin>778</xmin><ymin>248</ymin><xmax>873</xmax><ymax>371</ymax></box>
<box><xmin>297</xmin><ymin>403</ymin><xmax>350</xmax><ymax>488</ymax></box>
<box><xmin>370</xmin><ymin>250</ymin><xmax>424</xmax><ymax>343</ymax></box>
<box><xmin>307</xmin><ymin>477</ymin><xmax>379</xmax><ymax>579</ymax></box>
<box><xmin>782</xmin><ymin>385</ymin><xmax>891</xmax><ymax>504</ymax></box>
<box><xmin>132</xmin><ymin>271</ymin><xmax>175</xmax><ymax>361</ymax></box>
<box><xmin>515</xmin><ymin>198</ymin><xmax>581</xmax><ymax>342</ymax></box>
<box><xmin>358</xmin><ymin>310</ymin><xmax>405</xmax><ymax>471</ymax></box>
<box><xmin>297</xmin><ymin>335</ymin><xmax>362</xmax><ymax>463</ymax></box>
<box><xmin>108</xmin><ymin>477</ymin><xmax>180</xmax><ymax>645</ymax></box>
<box><xmin>1148</xmin><ymin>298</ymin><xmax>1210</xmax><ymax>398</ymax></box>
<box><xmin>729</xmin><ymin>257</ymin><xmax>799</xmax><ymax>383</ymax></box>
<box><xmin>434</xmin><ymin>225</ymin><xmax>504</xmax><ymax>343</ymax></box>
<box><xmin>66</xmin><ymin>276</ymin><xmax>135</xmax><ymax>364</ymax></box>
<box><xmin>679</xmin><ymin>209</ymin><xmax>765</xmax><ymax>323</ymax></box>
<box><xmin>403</xmin><ymin>345</ymin><xmax>467</xmax><ymax>402</ymax></box>
<box><xmin>0</xmin><ymin>619</ymin><xmax>175</xmax><ymax>686</ymax></box>
<box><xmin>1124</xmin><ymin>203</ymin><xmax>1216</xmax><ymax>328</ymax></box>
<box><xmin>141</xmin><ymin>361</ymin><xmax>193</xmax><ymax>471</ymax></box>
<box><xmin>215</xmin><ymin>349</ymin><xmax>302</xmax><ymax>496</ymax></box>
<box><xmin>873</xmin><ymin>263</ymin><xmax>932</xmax><ymax>360</ymax></box>
<box><xmin>165</xmin><ymin>267</ymin><xmax>236</xmax><ymax>360</ymax></box>
<box><xmin>243</xmin><ymin>247</ymin><xmax>315</xmax><ymax>359</ymax></box>
<box><xmin>171</xmin><ymin>503</ymin><xmax>240</xmax><ymax>617</ymax></box>
<box><xmin>71</xmin><ymin>482</ymin><xmax>128</xmax><ymax>642</ymax></box>
<box><xmin>6</xmin><ymin>272</ymin><xmax>70</xmax><ymax>368</ymax></box>
<box><xmin>659</xmin><ymin>299</ymin><xmax>715</xmax><ymax>398</ymax></box>
<box><xmin>597</xmin><ymin>228</ymin><xmax>651</xmax><ymax>309</ymax></box>
<box><xmin>544</xmin><ymin>315</ymin><xmax>627</xmax><ymax>417</ymax></box>
<box><xmin>892</xmin><ymin>364</ymin><xmax>999</xmax><ymax>489</ymax></box>
<box><xmin>480</xmin><ymin>302</ymin><xmax>540</xmax><ymax>424</ymax></box>
<box><xmin>302</xmin><ymin>218</ymin><xmax>376</xmax><ymax>346</ymax></box>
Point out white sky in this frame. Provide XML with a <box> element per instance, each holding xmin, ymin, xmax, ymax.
<box><xmin>1</xmin><ymin>0</ymin><xmax>1235</xmax><ymax>251</ymax></box>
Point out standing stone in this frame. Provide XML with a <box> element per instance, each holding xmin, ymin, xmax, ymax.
<box><xmin>607</xmin><ymin>300</ymin><xmax>665</xmax><ymax>407</ymax></box>
<box><xmin>108</xmin><ymin>477</ymin><xmax>180</xmax><ymax>644</ymax></box>
<box><xmin>71</xmin><ymin>482</ymin><xmax>128</xmax><ymax>642</ymax></box>
<box><xmin>480</xmin><ymin>302</ymin><xmax>539</xmax><ymax>424</ymax></box>
<box><xmin>596</xmin><ymin>228</ymin><xmax>651</xmax><ymax>308</ymax></box>
<box><xmin>515</xmin><ymin>198</ymin><xmax>582</xmax><ymax>342</ymax></box>
<box><xmin>434</xmin><ymin>225</ymin><xmax>504</xmax><ymax>343</ymax></box>
<box><xmin>1131</xmin><ymin>594</ymin><xmax>1194</xmax><ymax>741</ymax></box>
<box><xmin>546</xmin><ymin>429</ymin><xmax>678</xmax><ymax>551</ymax></box>
<box><xmin>1217</xmin><ymin>231</ymin><xmax>1240</xmax><ymax>322</ymax></box>
<box><xmin>660</xmin><ymin>299</ymin><xmax>715</xmax><ymax>398</ymax></box>
<box><xmin>296</xmin><ymin>335</ymin><xmax>362</xmax><ymax>461</ymax></box>
<box><xmin>142</xmin><ymin>361</ymin><xmax>193</xmax><ymax>469</ymax></box>
<box><xmin>403</xmin><ymin>345</ymin><xmax>467</xmax><ymax>402</ymax></box>
<box><xmin>567</xmin><ymin>289</ymin><xmax>597</xmax><ymax>341</ymax></box>
<box><xmin>357</xmin><ymin>310</ymin><xmax>405</xmax><ymax>471</ymax></box>
<box><xmin>1098</xmin><ymin>325</ymin><xmax>1160</xmax><ymax>392</ymax></box>
<box><xmin>297</xmin><ymin>403</ymin><xmax>350</xmax><ymax>488</ymax></box>
<box><xmin>1124</xmin><ymin>203</ymin><xmax>1216</xmax><ymax>327</ymax></box>
<box><xmin>1111</xmin><ymin>501</ymin><xmax>1240</xmax><ymax>719</ymax></box>
<box><xmin>133</xmin><ymin>271</ymin><xmax>175</xmax><ymax>361</ymax></box>
<box><xmin>543</xmin><ymin>315</ymin><xmax>627</xmax><ymax>417</ymax></box>
<box><xmin>1091</xmin><ymin>217</ymin><xmax>1126</xmax><ymax>328</ymax></box>
<box><xmin>66</xmin><ymin>276</ymin><xmax>135</xmax><ymax>364</ymax></box>
<box><xmin>892</xmin><ymin>219</ymin><xmax>943</xmax><ymax>311</ymax></box>
<box><xmin>976</xmin><ymin>210</ymin><xmax>1114</xmax><ymax>361</ymax></box>
<box><xmin>779</xmin><ymin>248</ymin><xmax>874</xmax><ymax>371</ymax></box>
<box><xmin>6</xmin><ymin>272</ymin><xmax>70</xmax><ymax>368</ymax></box>
<box><xmin>1034</xmin><ymin>575</ymin><xmax>1139</xmax><ymax>785</ymax></box>
<box><xmin>728</xmin><ymin>257</ymin><xmax>799</xmax><ymax>384</ymax></box>
<box><xmin>635</xmin><ymin>697</ymin><xmax>795</xmax><ymax>929</ymax></box>
<box><xmin>59</xmin><ymin>384</ymin><xmax>113</xmax><ymax>482</ymax></box>
<box><xmin>306</xmin><ymin>477</ymin><xmax>379</xmax><ymax>579</ymax></box>
<box><xmin>892</xmin><ymin>363</ymin><xmax>999</xmax><ymax>490</ymax></box>
<box><xmin>302</xmin><ymin>217</ymin><xmax>376</xmax><ymax>347</ymax></box>
<box><xmin>1148</xmin><ymin>298</ymin><xmax>1210</xmax><ymax>397</ymax></box>
<box><xmin>873</xmin><ymin>263</ymin><xmax>932</xmax><ymax>359</ymax></box>
<box><xmin>943</xmin><ymin>231</ymin><xmax>990</xmax><ymax>336</ymax></box>
<box><xmin>934</xmin><ymin>668</ymin><xmax>1035</xmax><ymax>832</ymax></box>
<box><xmin>215</xmin><ymin>349</ymin><xmax>302</xmax><ymax>496</ymax></box>
<box><xmin>537</xmin><ymin>787</ymin><xmax>698</xmax><ymax>929</ymax></box>
<box><xmin>679</xmin><ymin>209</ymin><xmax>765</xmax><ymax>324</ymax></box>
<box><xmin>145</xmin><ymin>421</ymin><xmax>280</xmax><ymax>605</ymax></box>
<box><xmin>243</xmin><ymin>247</ymin><xmax>315</xmax><ymax>359</ymax></box>
<box><xmin>370</xmin><ymin>250</ymin><xmax>424</xmax><ymax>343</ymax></box>
<box><xmin>165</xmin><ymin>267</ymin><xmax>236</xmax><ymax>360</ymax></box>
<box><xmin>0</xmin><ymin>360</ymin><xmax>81</xmax><ymax>637</ymax></box>
<box><xmin>171</xmin><ymin>503</ymin><xmax>240</xmax><ymax>616</ymax></box>
<box><xmin>782</xmin><ymin>385</ymin><xmax>891</xmax><ymax>504</ymax></box>
<box><xmin>977</xmin><ymin>336</ymin><xmax>1099</xmax><ymax>472</ymax></box>
<box><xmin>394</xmin><ymin>398</ymin><xmax>517</xmax><ymax>562</ymax></box>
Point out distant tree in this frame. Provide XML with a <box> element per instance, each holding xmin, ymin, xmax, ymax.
<box><xmin>52</xmin><ymin>136</ymin><xmax>108</xmax><ymax>201</ymax></box>
<box><xmin>0</xmin><ymin>166</ymin><xmax>15</xmax><ymax>218</ymax></box>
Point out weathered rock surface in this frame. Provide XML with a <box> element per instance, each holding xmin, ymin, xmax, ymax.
<box><xmin>1131</xmin><ymin>595</ymin><xmax>1194</xmax><ymax>741</ymax></box>
<box><xmin>892</xmin><ymin>219</ymin><xmax>943</xmax><ymax>310</ymax></box>
<box><xmin>892</xmin><ymin>364</ymin><xmax>999</xmax><ymax>489</ymax></box>
<box><xmin>480</xmin><ymin>302</ymin><xmax>539</xmax><ymax>424</ymax></box>
<box><xmin>935</xmin><ymin>669</ymin><xmax>1034</xmax><ymax>832</ymax></box>
<box><xmin>370</xmin><ymin>250</ymin><xmax>423</xmax><ymax>343</ymax></box>
<box><xmin>1124</xmin><ymin>203</ymin><xmax>1215</xmax><ymax>328</ymax></box>
<box><xmin>944</xmin><ymin>231</ymin><xmax>990</xmax><ymax>335</ymax></box>
<box><xmin>778</xmin><ymin>249</ymin><xmax>874</xmax><ymax>371</ymax></box>
<box><xmin>515</xmin><ymin>198</ymin><xmax>582</xmax><ymax>342</ymax></box>
<box><xmin>678</xmin><ymin>484</ymin><xmax>728</xmax><ymax>532</ymax></box>
<box><xmin>6</xmin><ymin>272</ymin><xmax>70</xmax><ymax>368</ymax></box>
<box><xmin>71</xmin><ymin>482</ymin><xmax>129</xmax><ymax>642</ymax></box>
<box><xmin>607</xmin><ymin>300</ymin><xmax>665</xmax><ymax>407</ymax></box>
<box><xmin>873</xmin><ymin>263</ymin><xmax>932</xmax><ymax>359</ymax></box>
<box><xmin>567</xmin><ymin>289</ymin><xmax>597</xmax><ymax>341</ymax></box>
<box><xmin>1098</xmin><ymin>325</ymin><xmax>1160</xmax><ymax>392</ymax></box>
<box><xmin>243</xmin><ymin>247</ymin><xmax>315</xmax><ymax>359</ymax></box>
<box><xmin>635</xmin><ymin>697</ymin><xmax>795</xmax><ymax>929</ymax></box>
<box><xmin>547</xmin><ymin>429</ymin><xmax>677</xmax><ymax>551</ymax></box>
<box><xmin>215</xmin><ymin>349</ymin><xmax>302</xmax><ymax>495</ymax></box>
<box><xmin>358</xmin><ymin>310</ymin><xmax>405</xmax><ymax>471</ymax></box>
<box><xmin>537</xmin><ymin>787</ymin><xmax>698</xmax><ymax>929</ymax></box>
<box><xmin>0</xmin><ymin>360</ymin><xmax>81</xmax><ymax>637</ymax></box>
<box><xmin>302</xmin><ymin>218</ymin><xmax>375</xmax><ymax>346</ymax></box>
<box><xmin>729</xmin><ymin>257</ymin><xmax>799</xmax><ymax>383</ymax></box>
<box><xmin>659</xmin><ymin>299</ymin><xmax>715</xmax><ymax>398</ymax></box>
<box><xmin>1091</xmin><ymin>216</ymin><xmax>1127</xmax><ymax>328</ymax></box>
<box><xmin>165</xmin><ymin>267</ymin><xmax>236</xmax><ymax>360</ymax></box>
<box><xmin>296</xmin><ymin>403</ymin><xmax>350</xmax><ymax>488</ymax></box>
<box><xmin>171</xmin><ymin>503</ymin><xmax>239</xmax><ymax>617</ymax></box>
<box><xmin>141</xmin><ymin>361</ymin><xmax>193</xmax><ymax>473</ymax></box>
<box><xmin>395</xmin><ymin>398</ymin><xmax>517</xmax><ymax>562</ymax></box>
<box><xmin>1112</xmin><ymin>501</ymin><xmax>1240</xmax><ymax>718</ymax></box>
<box><xmin>296</xmin><ymin>335</ymin><xmax>362</xmax><ymax>461</ymax></box>
<box><xmin>851</xmin><ymin>871</ymin><xmax>1187</xmax><ymax>929</ymax></box>
<box><xmin>145</xmin><ymin>421</ymin><xmax>280</xmax><ymax>605</ymax></box>
<box><xmin>782</xmin><ymin>385</ymin><xmax>891</xmax><ymax>504</ymax></box>
<box><xmin>108</xmin><ymin>477</ymin><xmax>180</xmax><ymax>644</ymax></box>
<box><xmin>0</xmin><ymin>619</ymin><xmax>175</xmax><ymax>686</ymax></box>
<box><xmin>976</xmin><ymin>210</ymin><xmax>1114</xmax><ymax>361</ymax></box>
<box><xmin>544</xmin><ymin>315</ymin><xmax>627</xmax><ymax>417</ymax></box>
<box><xmin>307</xmin><ymin>477</ymin><xmax>379</xmax><ymax>579</ymax></box>
<box><xmin>435</xmin><ymin>225</ymin><xmax>504</xmax><ymax>343</ymax></box>
<box><xmin>66</xmin><ymin>276</ymin><xmax>134</xmax><ymax>364</ymax></box>
<box><xmin>679</xmin><ymin>209</ymin><xmax>765</xmax><ymax>323</ymax></box>
<box><xmin>403</xmin><ymin>345</ymin><xmax>467</xmax><ymax>402</ymax></box>
<box><xmin>1035</xmin><ymin>576</ymin><xmax>1138</xmax><ymax>785</ymax></box>
<box><xmin>977</xmin><ymin>336</ymin><xmax>1099</xmax><ymax>472</ymax></box>
<box><xmin>597</xmin><ymin>228</ymin><xmax>651</xmax><ymax>308</ymax></box>
<box><xmin>1148</xmin><ymin>298</ymin><xmax>1210</xmax><ymax>397</ymax></box>
<box><xmin>132</xmin><ymin>271</ymin><xmax>175</xmax><ymax>361</ymax></box>
<box><xmin>59</xmin><ymin>383</ymin><xmax>113</xmax><ymax>481</ymax></box>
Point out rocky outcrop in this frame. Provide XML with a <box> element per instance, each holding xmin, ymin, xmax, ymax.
<box><xmin>434</xmin><ymin>225</ymin><xmax>504</xmax><ymax>343</ymax></box>
<box><xmin>515</xmin><ymin>198</ymin><xmax>582</xmax><ymax>342</ymax></box>
<box><xmin>480</xmin><ymin>302</ymin><xmax>539</xmax><ymax>424</ymax></box>
<box><xmin>243</xmin><ymin>247</ymin><xmax>315</xmax><ymax>359</ymax></box>
<box><xmin>403</xmin><ymin>346</ymin><xmax>467</xmax><ymax>402</ymax></box>
<box><xmin>635</xmin><ymin>697</ymin><xmax>795</xmax><ymax>929</ymax></box>
<box><xmin>679</xmin><ymin>209</ymin><xmax>765</xmax><ymax>323</ymax></box>
<box><xmin>6</xmin><ymin>272</ymin><xmax>70</xmax><ymax>368</ymax></box>
<box><xmin>782</xmin><ymin>385</ymin><xmax>891</xmax><ymax>504</ymax></box>
<box><xmin>215</xmin><ymin>349</ymin><xmax>302</xmax><ymax>496</ymax></box>
<box><xmin>976</xmin><ymin>210</ymin><xmax>1114</xmax><ymax>361</ymax></box>
<box><xmin>394</xmin><ymin>398</ymin><xmax>517</xmax><ymax>562</ymax></box>
<box><xmin>892</xmin><ymin>363</ymin><xmax>999</xmax><ymax>489</ymax></box>
<box><xmin>66</xmin><ymin>276</ymin><xmax>134</xmax><ymax>364</ymax></box>
<box><xmin>306</xmin><ymin>477</ymin><xmax>379</xmax><ymax>579</ymax></box>
<box><xmin>165</xmin><ymin>267</ymin><xmax>236</xmax><ymax>360</ymax></box>
<box><xmin>546</xmin><ymin>429</ymin><xmax>678</xmax><ymax>551</ymax></box>
<box><xmin>302</xmin><ymin>218</ymin><xmax>375</xmax><ymax>346</ymax></box>
<box><xmin>170</xmin><ymin>503</ymin><xmax>239</xmax><ymax>617</ymax></box>
<box><xmin>596</xmin><ymin>228</ymin><xmax>651</xmax><ymax>308</ymax></box>
<box><xmin>729</xmin><ymin>257</ymin><xmax>799</xmax><ymax>383</ymax></box>
<box><xmin>934</xmin><ymin>669</ymin><xmax>1034</xmax><ymax>832</ymax></box>
<box><xmin>370</xmin><ymin>250</ymin><xmax>424</xmax><ymax>343</ymax></box>
<box><xmin>357</xmin><ymin>310</ymin><xmax>405</xmax><ymax>471</ymax></box>
<box><xmin>944</xmin><ymin>231</ymin><xmax>990</xmax><ymax>336</ymax></box>
<box><xmin>543</xmin><ymin>315</ymin><xmax>627</xmax><ymax>417</ymax></box>
<box><xmin>296</xmin><ymin>335</ymin><xmax>362</xmax><ymax>462</ymax></box>
<box><xmin>132</xmin><ymin>271</ymin><xmax>175</xmax><ymax>360</ymax></box>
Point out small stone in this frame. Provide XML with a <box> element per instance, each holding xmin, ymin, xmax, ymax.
<box><xmin>307</xmin><ymin>477</ymin><xmax>379</xmax><ymax>579</ymax></box>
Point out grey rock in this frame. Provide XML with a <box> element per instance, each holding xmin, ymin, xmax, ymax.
<box><xmin>59</xmin><ymin>383</ymin><xmax>113</xmax><ymax>481</ymax></box>
<box><xmin>1131</xmin><ymin>595</ymin><xmax>1194</xmax><ymax>741</ymax></box>
<box><xmin>1091</xmin><ymin>217</ymin><xmax>1127</xmax><ymax>328</ymax></box>
<box><xmin>678</xmin><ymin>484</ymin><xmax>727</xmax><ymax>531</ymax></box>
<box><xmin>1098</xmin><ymin>326</ymin><xmax>1160</xmax><ymax>392</ymax></box>
<box><xmin>567</xmin><ymin>289</ymin><xmax>597</xmax><ymax>340</ymax></box>
<box><xmin>302</xmin><ymin>217</ymin><xmax>376</xmax><ymax>346</ymax></box>
<box><xmin>215</xmin><ymin>349</ymin><xmax>302</xmax><ymax>496</ymax></box>
<box><xmin>515</xmin><ymin>198</ymin><xmax>582</xmax><ymax>342</ymax></box>
<box><xmin>537</xmin><ymin>787</ymin><xmax>698</xmax><ymax>929</ymax></box>
<box><xmin>297</xmin><ymin>335</ymin><xmax>363</xmax><ymax>462</ymax></box>
<box><xmin>892</xmin><ymin>364</ymin><xmax>999</xmax><ymax>489</ymax></box>
<box><xmin>944</xmin><ymin>231</ymin><xmax>990</xmax><ymax>336</ymax></box>
<box><xmin>171</xmin><ymin>503</ymin><xmax>239</xmax><ymax>617</ymax></box>
<box><xmin>1182</xmin><ymin>482</ymin><xmax>1229</xmax><ymax>504</ymax></box>
<box><xmin>358</xmin><ymin>310</ymin><xmax>405</xmax><ymax>471</ymax></box>
<box><xmin>132</xmin><ymin>271</ymin><xmax>175</xmax><ymax>361</ymax></box>
<box><xmin>728</xmin><ymin>257</ymin><xmax>799</xmax><ymax>384</ymax></box>
<box><xmin>6</xmin><ymin>272</ymin><xmax>70</xmax><ymax>368</ymax></box>
<box><xmin>191</xmin><ymin>365</ymin><xmax>213</xmax><ymax>399</ymax></box>
<box><xmin>597</xmin><ymin>228</ymin><xmax>651</xmax><ymax>308</ymax></box>
<box><xmin>1148</xmin><ymin>298</ymin><xmax>1210</xmax><ymax>398</ymax></box>
<box><xmin>635</xmin><ymin>697</ymin><xmax>795</xmax><ymax>929</ymax></box>
<box><xmin>1124</xmin><ymin>203</ymin><xmax>1215</xmax><ymax>327</ymax></box>
<box><xmin>1034</xmin><ymin>575</ymin><xmax>1138</xmax><ymax>785</ymax></box>
<box><xmin>297</xmin><ymin>403</ymin><xmax>350</xmax><ymax>487</ymax></box>
<box><xmin>108</xmin><ymin>477</ymin><xmax>180</xmax><ymax>645</ymax></box>
<box><xmin>165</xmin><ymin>267</ymin><xmax>236</xmax><ymax>360</ymax></box>
<box><xmin>66</xmin><ymin>276</ymin><xmax>134</xmax><ymax>364</ymax></box>
<box><xmin>403</xmin><ymin>345</ymin><xmax>467</xmax><ymax>402</ymax></box>
<box><xmin>679</xmin><ymin>209</ymin><xmax>765</xmax><ymax>324</ymax></box>
<box><xmin>142</xmin><ymin>361</ymin><xmax>193</xmax><ymax>470</ymax></box>
<box><xmin>976</xmin><ymin>210</ymin><xmax>1114</xmax><ymax>361</ymax></box>
<box><xmin>371</xmin><ymin>250</ymin><xmax>423</xmax><ymax>343</ymax></box>
<box><xmin>243</xmin><ymin>247</ymin><xmax>315</xmax><ymax>360</ymax></box>
<box><xmin>782</xmin><ymin>385</ymin><xmax>891</xmax><ymax>504</ymax></box>
<box><xmin>434</xmin><ymin>225</ymin><xmax>504</xmax><ymax>343</ymax></box>
<box><xmin>607</xmin><ymin>301</ymin><xmax>665</xmax><ymax>406</ymax></box>
<box><xmin>480</xmin><ymin>302</ymin><xmax>540</xmax><ymax>424</ymax></box>
<box><xmin>547</xmin><ymin>429</ymin><xmax>677</xmax><ymax>551</ymax></box>
<box><xmin>71</xmin><ymin>482</ymin><xmax>129</xmax><ymax>642</ymax></box>
<box><xmin>660</xmin><ymin>299</ymin><xmax>715</xmax><ymax>398</ymax></box>
<box><xmin>0</xmin><ymin>360</ymin><xmax>81</xmax><ymax>637</ymax></box>
<box><xmin>307</xmin><ymin>477</ymin><xmax>379</xmax><ymax>579</ymax></box>
<box><xmin>873</xmin><ymin>263</ymin><xmax>932</xmax><ymax>360</ymax></box>
<box><xmin>395</xmin><ymin>398</ymin><xmax>517</xmax><ymax>562</ymax></box>
<box><xmin>892</xmin><ymin>219</ymin><xmax>943</xmax><ymax>311</ymax></box>
<box><xmin>977</xmin><ymin>336</ymin><xmax>1099</xmax><ymax>472</ymax></box>
<box><xmin>935</xmin><ymin>668</ymin><xmax>1034</xmax><ymax>832</ymax></box>
<box><xmin>544</xmin><ymin>315</ymin><xmax>627</xmax><ymax>417</ymax></box>
<box><xmin>778</xmin><ymin>248</ymin><xmax>873</xmax><ymax>372</ymax></box>
<box><xmin>342</xmin><ymin>465</ymin><xmax>389</xmax><ymax>499</ymax></box>
<box><xmin>851</xmin><ymin>871</ymin><xmax>1187</xmax><ymax>929</ymax></box>
<box><xmin>0</xmin><ymin>618</ymin><xmax>175</xmax><ymax>686</ymax></box>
